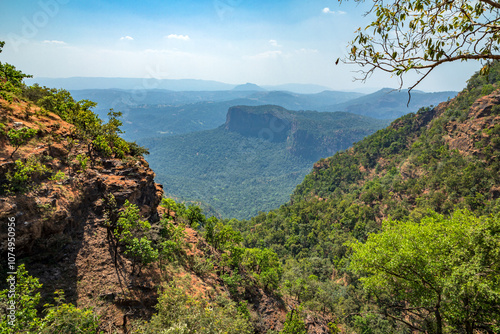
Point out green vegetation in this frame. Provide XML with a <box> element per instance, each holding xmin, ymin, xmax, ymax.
<box><xmin>137</xmin><ymin>282</ymin><xmax>253</xmax><ymax>334</ymax></box>
<box><xmin>281</xmin><ymin>306</ymin><xmax>307</xmax><ymax>334</ymax></box>
<box><xmin>142</xmin><ymin>106</ymin><xmax>389</xmax><ymax>219</ymax></box>
<box><xmin>7</xmin><ymin>127</ymin><xmax>38</xmax><ymax>160</ymax></box>
<box><xmin>349</xmin><ymin>210</ymin><xmax>500</xmax><ymax>334</ymax></box>
<box><xmin>109</xmin><ymin>200</ymin><xmax>158</xmax><ymax>274</ymax></box>
<box><xmin>0</xmin><ymin>265</ymin><xmax>99</xmax><ymax>333</ymax></box>
<box><xmin>4</xmin><ymin>158</ymin><xmax>50</xmax><ymax>193</ymax></box>
<box><xmin>102</xmin><ymin>197</ymin><xmax>284</xmax><ymax>331</ymax></box>
<box><xmin>232</xmin><ymin>63</ymin><xmax>500</xmax><ymax>332</ymax></box>
<box><xmin>142</xmin><ymin>127</ymin><xmax>314</xmax><ymax>219</ymax></box>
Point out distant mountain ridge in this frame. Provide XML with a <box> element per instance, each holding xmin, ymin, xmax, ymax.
<box><xmin>69</xmin><ymin>89</ymin><xmax>365</xmax><ymax>140</ymax></box>
<box><xmin>224</xmin><ymin>105</ymin><xmax>389</xmax><ymax>160</ymax></box>
<box><xmin>232</xmin><ymin>83</ymin><xmax>266</xmax><ymax>91</ymax></box>
<box><xmin>326</xmin><ymin>88</ymin><xmax>457</xmax><ymax>119</ymax></box>
<box><xmin>26</xmin><ymin>77</ymin><xmax>333</xmax><ymax>94</ymax></box>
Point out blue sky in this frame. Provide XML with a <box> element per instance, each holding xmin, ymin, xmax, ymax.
<box><xmin>0</xmin><ymin>0</ymin><xmax>481</xmax><ymax>91</ymax></box>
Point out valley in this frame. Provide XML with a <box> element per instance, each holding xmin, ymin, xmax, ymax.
<box><xmin>1</xmin><ymin>38</ymin><xmax>499</xmax><ymax>334</ymax></box>
<box><xmin>142</xmin><ymin>105</ymin><xmax>389</xmax><ymax>219</ymax></box>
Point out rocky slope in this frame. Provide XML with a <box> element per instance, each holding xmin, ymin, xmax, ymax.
<box><xmin>0</xmin><ymin>98</ymin><xmax>333</xmax><ymax>332</ymax></box>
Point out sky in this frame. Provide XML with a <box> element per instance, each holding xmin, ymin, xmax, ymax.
<box><xmin>0</xmin><ymin>0</ymin><xmax>483</xmax><ymax>92</ymax></box>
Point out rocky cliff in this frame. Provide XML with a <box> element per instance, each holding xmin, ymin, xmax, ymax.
<box><xmin>224</xmin><ymin>104</ymin><xmax>389</xmax><ymax>160</ymax></box>
<box><xmin>0</xmin><ymin>98</ymin><xmax>333</xmax><ymax>333</ymax></box>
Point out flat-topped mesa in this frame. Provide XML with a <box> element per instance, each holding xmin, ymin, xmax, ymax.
<box><xmin>224</xmin><ymin>105</ymin><xmax>388</xmax><ymax>161</ymax></box>
<box><xmin>224</xmin><ymin>105</ymin><xmax>292</xmax><ymax>143</ymax></box>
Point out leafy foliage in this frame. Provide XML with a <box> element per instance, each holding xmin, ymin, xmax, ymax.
<box><xmin>7</xmin><ymin>127</ymin><xmax>38</xmax><ymax>159</ymax></box>
<box><xmin>0</xmin><ymin>265</ymin><xmax>99</xmax><ymax>333</ymax></box>
<box><xmin>339</xmin><ymin>0</ymin><xmax>500</xmax><ymax>91</ymax></box>
<box><xmin>142</xmin><ymin>127</ymin><xmax>314</xmax><ymax>219</ymax></box>
<box><xmin>138</xmin><ymin>282</ymin><xmax>253</xmax><ymax>334</ymax></box>
<box><xmin>281</xmin><ymin>306</ymin><xmax>307</xmax><ymax>334</ymax></box>
<box><xmin>20</xmin><ymin>83</ymin><xmax>147</xmax><ymax>161</ymax></box>
<box><xmin>349</xmin><ymin>210</ymin><xmax>500</xmax><ymax>334</ymax></box>
<box><xmin>113</xmin><ymin>200</ymin><xmax>158</xmax><ymax>273</ymax></box>
<box><xmin>3</xmin><ymin>158</ymin><xmax>50</xmax><ymax>194</ymax></box>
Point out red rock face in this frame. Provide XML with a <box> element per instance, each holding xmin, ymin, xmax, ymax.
<box><xmin>443</xmin><ymin>90</ymin><xmax>500</xmax><ymax>157</ymax></box>
<box><xmin>0</xmin><ymin>99</ymin><xmax>163</xmax><ymax>256</ymax></box>
<box><xmin>0</xmin><ymin>98</ymin><xmax>335</xmax><ymax>333</ymax></box>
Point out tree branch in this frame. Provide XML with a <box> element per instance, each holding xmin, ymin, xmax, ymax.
<box><xmin>479</xmin><ymin>0</ymin><xmax>500</xmax><ymax>10</ymax></box>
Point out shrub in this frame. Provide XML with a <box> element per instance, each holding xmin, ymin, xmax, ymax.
<box><xmin>49</xmin><ymin>170</ymin><xmax>66</xmax><ymax>182</ymax></box>
<box><xmin>281</xmin><ymin>306</ymin><xmax>307</xmax><ymax>334</ymax></box>
<box><xmin>0</xmin><ymin>264</ymin><xmax>99</xmax><ymax>333</ymax></box>
<box><xmin>4</xmin><ymin>158</ymin><xmax>50</xmax><ymax>193</ymax></box>
<box><xmin>40</xmin><ymin>290</ymin><xmax>100</xmax><ymax>334</ymax></box>
<box><xmin>76</xmin><ymin>153</ymin><xmax>89</xmax><ymax>171</ymax></box>
<box><xmin>7</xmin><ymin>127</ymin><xmax>38</xmax><ymax>159</ymax></box>
<box><xmin>139</xmin><ymin>283</ymin><xmax>253</xmax><ymax>334</ymax></box>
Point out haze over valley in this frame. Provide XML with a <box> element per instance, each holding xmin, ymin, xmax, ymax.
<box><xmin>2</xmin><ymin>0</ymin><xmax>500</xmax><ymax>333</ymax></box>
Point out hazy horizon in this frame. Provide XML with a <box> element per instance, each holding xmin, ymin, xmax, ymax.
<box><xmin>1</xmin><ymin>0</ymin><xmax>484</xmax><ymax>93</ymax></box>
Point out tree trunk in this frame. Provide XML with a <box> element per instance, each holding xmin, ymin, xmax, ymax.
<box><xmin>435</xmin><ymin>309</ymin><xmax>443</xmax><ymax>334</ymax></box>
<box><xmin>465</xmin><ymin>321</ymin><xmax>473</xmax><ymax>334</ymax></box>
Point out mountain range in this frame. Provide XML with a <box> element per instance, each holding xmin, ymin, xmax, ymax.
<box><xmin>25</xmin><ymin>77</ymin><xmax>334</xmax><ymax>94</ymax></box>
<box><xmin>68</xmin><ymin>87</ymin><xmax>455</xmax><ymax>141</ymax></box>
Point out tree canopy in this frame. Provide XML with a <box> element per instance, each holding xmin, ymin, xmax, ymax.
<box><xmin>349</xmin><ymin>210</ymin><xmax>500</xmax><ymax>334</ymax></box>
<box><xmin>340</xmin><ymin>0</ymin><xmax>500</xmax><ymax>91</ymax></box>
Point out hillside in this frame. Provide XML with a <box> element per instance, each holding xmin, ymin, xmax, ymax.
<box><xmin>325</xmin><ymin>88</ymin><xmax>457</xmax><ymax>119</ymax></box>
<box><xmin>232</xmin><ymin>65</ymin><xmax>500</xmax><ymax>333</ymax></box>
<box><xmin>0</xmin><ymin>66</ymin><xmax>331</xmax><ymax>333</ymax></box>
<box><xmin>141</xmin><ymin>105</ymin><xmax>389</xmax><ymax>219</ymax></box>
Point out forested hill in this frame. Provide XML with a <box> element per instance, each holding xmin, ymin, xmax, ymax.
<box><xmin>231</xmin><ymin>64</ymin><xmax>500</xmax><ymax>332</ymax></box>
<box><xmin>141</xmin><ymin>105</ymin><xmax>389</xmax><ymax>219</ymax></box>
<box><xmin>224</xmin><ymin>105</ymin><xmax>389</xmax><ymax>160</ymax></box>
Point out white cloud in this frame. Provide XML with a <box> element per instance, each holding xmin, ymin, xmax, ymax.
<box><xmin>120</xmin><ymin>36</ymin><xmax>134</xmax><ymax>40</ymax></box>
<box><xmin>322</xmin><ymin>7</ymin><xmax>346</xmax><ymax>15</ymax></box>
<box><xmin>166</xmin><ymin>34</ymin><xmax>190</xmax><ymax>41</ymax></box>
<box><xmin>269</xmin><ymin>39</ymin><xmax>282</xmax><ymax>47</ymax></box>
<box><xmin>42</xmin><ymin>40</ymin><xmax>66</xmax><ymax>45</ymax></box>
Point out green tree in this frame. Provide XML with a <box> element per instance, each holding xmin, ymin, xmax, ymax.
<box><xmin>0</xmin><ymin>265</ymin><xmax>42</xmax><ymax>332</ymax></box>
<box><xmin>281</xmin><ymin>306</ymin><xmax>307</xmax><ymax>334</ymax></box>
<box><xmin>185</xmin><ymin>204</ymin><xmax>205</xmax><ymax>229</ymax></box>
<box><xmin>0</xmin><ymin>41</ymin><xmax>32</xmax><ymax>101</ymax></box>
<box><xmin>339</xmin><ymin>0</ymin><xmax>500</xmax><ymax>91</ymax></box>
<box><xmin>113</xmin><ymin>200</ymin><xmax>157</xmax><ymax>273</ymax></box>
<box><xmin>348</xmin><ymin>210</ymin><xmax>500</xmax><ymax>334</ymax></box>
<box><xmin>243</xmin><ymin>248</ymin><xmax>283</xmax><ymax>290</ymax></box>
<box><xmin>0</xmin><ymin>265</ymin><xmax>99</xmax><ymax>333</ymax></box>
<box><xmin>7</xmin><ymin>127</ymin><xmax>37</xmax><ymax>160</ymax></box>
<box><xmin>140</xmin><ymin>282</ymin><xmax>253</xmax><ymax>334</ymax></box>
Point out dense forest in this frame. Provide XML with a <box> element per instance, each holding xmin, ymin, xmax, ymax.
<box><xmin>1</xmin><ymin>37</ymin><xmax>499</xmax><ymax>334</ymax></box>
<box><xmin>142</xmin><ymin>105</ymin><xmax>389</xmax><ymax>219</ymax></box>
<box><xmin>229</xmin><ymin>63</ymin><xmax>500</xmax><ymax>333</ymax></box>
